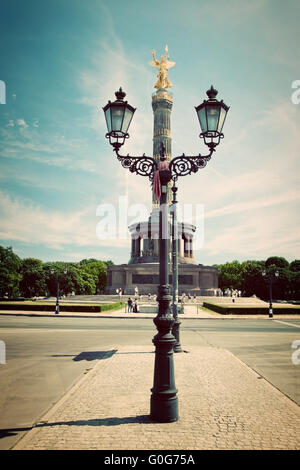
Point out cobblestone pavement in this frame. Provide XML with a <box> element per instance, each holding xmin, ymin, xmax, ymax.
<box><xmin>13</xmin><ymin>344</ymin><xmax>300</xmax><ymax>450</ymax></box>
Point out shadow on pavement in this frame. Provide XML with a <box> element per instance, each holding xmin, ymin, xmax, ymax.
<box><xmin>0</xmin><ymin>416</ymin><xmax>152</xmax><ymax>438</ymax></box>
<box><xmin>35</xmin><ymin>415</ymin><xmax>152</xmax><ymax>427</ymax></box>
<box><xmin>0</xmin><ymin>427</ymin><xmax>32</xmax><ymax>439</ymax></box>
<box><xmin>50</xmin><ymin>349</ymin><xmax>117</xmax><ymax>362</ymax></box>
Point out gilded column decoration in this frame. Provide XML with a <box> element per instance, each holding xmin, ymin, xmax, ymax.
<box><xmin>149</xmin><ymin>45</ymin><xmax>175</xmax><ymax>89</ymax></box>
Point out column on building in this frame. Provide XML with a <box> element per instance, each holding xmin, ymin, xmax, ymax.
<box><xmin>151</xmin><ymin>89</ymin><xmax>173</xmax><ymax>207</ymax></box>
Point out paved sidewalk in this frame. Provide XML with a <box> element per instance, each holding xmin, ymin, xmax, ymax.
<box><xmin>13</xmin><ymin>343</ymin><xmax>300</xmax><ymax>450</ymax></box>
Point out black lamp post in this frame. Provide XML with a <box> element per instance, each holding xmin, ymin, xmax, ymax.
<box><xmin>262</xmin><ymin>267</ymin><xmax>279</xmax><ymax>318</ymax></box>
<box><xmin>51</xmin><ymin>268</ymin><xmax>67</xmax><ymax>315</ymax></box>
<box><xmin>103</xmin><ymin>85</ymin><xmax>229</xmax><ymax>423</ymax></box>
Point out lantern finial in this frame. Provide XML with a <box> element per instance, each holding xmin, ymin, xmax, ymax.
<box><xmin>115</xmin><ymin>87</ymin><xmax>126</xmax><ymax>101</ymax></box>
<box><xmin>206</xmin><ymin>86</ymin><xmax>218</xmax><ymax>100</ymax></box>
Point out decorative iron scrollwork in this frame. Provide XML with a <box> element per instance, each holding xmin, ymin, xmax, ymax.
<box><xmin>169</xmin><ymin>148</ymin><xmax>214</xmax><ymax>180</ymax></box>
<box><xmin>114</xmin><ymin>148</ymin><xmax>157</xmax><ymax>181</ymax></box>
<box><xmin>112</xmin><ymin>140</ymin><xmax>215</xmax><ymax>182</ymax></box>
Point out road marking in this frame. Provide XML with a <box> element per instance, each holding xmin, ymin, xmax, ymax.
<box><xmin>274</xmin><ymin>320</ymin><xmax>300</xmax><ymax>329</ymax></box>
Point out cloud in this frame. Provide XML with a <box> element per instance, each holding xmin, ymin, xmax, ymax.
<box><xmin>205</xmin><ymin>189</ymin><xmax>300</xmax><ymax>219</ymax></box>
<box><xmin>203</xmin><ymin>203</ymin><xmax>300</xmax><ymax>261</ymax></box>
<box><xmin>0</xmin><ymin>190</ymin><xmax>130</xmax><ymax>252</ymax></box>
<box><xmin>0</xmin><ymin>124</ymin><xmax>105</xmax><ymax>175</ymax></box>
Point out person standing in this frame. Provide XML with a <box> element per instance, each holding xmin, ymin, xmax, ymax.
<box><xmin>127</xmin><ymin>297</ymin><xmax>133</xmax><ymax>313</ymax></box>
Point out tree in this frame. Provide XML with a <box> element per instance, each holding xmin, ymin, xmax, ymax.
<box><xmin>290</xmin><ymin>260</ymin><xmax>300</xmax><ymax>272</ymax></box>
<box><xmin>19</xmin><ymin>258</ymin><xmax>47</xmax><ymax>297</ymax></box>
<box><xmin>265</xmin><ymin>257</ymin><xmax>290</xmax><ymax>300</ymax></box>
<box><xmin>265</xmin><ymin>256</ymin><xmax>289</xmax><ymax>270</ymax></box>
<box><xmin>43</xmin><ymin>262</ymin><xmax>71</xmax><ymax>297</ymax></box>
<box><xmin>0</xmin><ymin>246</ymin><xmax>22</xmax><ymax>297</ymax></box>
<box><xmin>240</xmin><ymin>260</ymin><xmax>265</xmax><ymax>297</ymax></box>
<box><xmin>216</xmin><ymin>260</ymin><xmax>243</xmax><ymax>291</ymax></box>
<box><xmin>79</xmin><ymin>259</ymin><xmax>108</xmax><ymax>293</ymax></box>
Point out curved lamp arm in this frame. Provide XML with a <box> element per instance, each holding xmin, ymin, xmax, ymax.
<box><xmin>112</xmin><ymin>143</ymin><xmax>157</xmax><ymax>182</ymax></box>
<box><xmin>169</xmin><ymin>147</ymin><xmax>215</xmax><ymax>181</ymax></box>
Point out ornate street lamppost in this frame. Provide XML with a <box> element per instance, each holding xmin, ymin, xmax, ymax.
<box><xmin>50</xmin><ymin>268</ymin><xmax>67</xmax><ymax>315</ymax></box>
<box><xmin>262</xmin><ymin>267</ymin><xmax>279</xmax><ymax>318</ymax></box>
<box><xmin>102</xmin><ymin>70</ymin><xmax>229</xmax><ymax>423</ymax></box>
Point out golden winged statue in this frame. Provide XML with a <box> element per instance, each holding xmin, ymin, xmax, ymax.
<box><xmin>149</xmin><ymin>45</ymin><xmax>175</xmax><ymax>89</ymax></box>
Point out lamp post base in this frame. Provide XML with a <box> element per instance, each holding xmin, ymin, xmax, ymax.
<box><xmin>150</xmin><ymin>285</ymin><xmax>179</xmax><ymax>423</ymax></box>
<box><xmin>150</xmin><ymin>332</ymin><xmax>178</xmax><ymax>422</ymax></box>
<box><xmin>150</xmin><ymin>394</ymin><xmax>178</xmax><ymax>423</ymax></box>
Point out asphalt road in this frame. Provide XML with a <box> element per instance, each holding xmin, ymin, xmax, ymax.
<box><xmin>0</xmin><ymin>315</ymin><xmax>299</xmax><ymax>449</ymax></box>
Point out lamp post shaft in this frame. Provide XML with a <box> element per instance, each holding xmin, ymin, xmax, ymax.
<box><xmin>150</xmin><ymin>183</ymin><xmax>178</xmax><ymax>423</ymax></box>
<box><xmin>171</xmin><ymin>184</ymin><xmax>182</xmax><ymax>352</ymax></box>
<box><xmin>269</xmin><ymin>282</ymin><xmax>273</xmax><ymax>318</ymax></box>
<box><xmin>55</xmin><ymin>278</ymin><xmax>60</xmax><ymax>315</ymax></box>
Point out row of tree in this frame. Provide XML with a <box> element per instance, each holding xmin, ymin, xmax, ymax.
<box><xmin>214</xmin><ymin>257</ymin><xmax>300</xmax><ymax>300</ymax></box>
<box><xmin>0</xmin><ymin>246</ymin><xmax>113</xmax><ymax>298</ymax></box>
<box><xmin>1</xmin><ymin>246</ymin><xmax>299</xmax><ymax>300</ymax></box>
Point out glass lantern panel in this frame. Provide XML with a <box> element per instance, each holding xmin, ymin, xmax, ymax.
<box><xmin>197</xmin><ymin>107</ymin><xmax>207</xmax><ymax>133</ymax></box>
<box><xmin>104</xmin><ymin>107</ymin><xmax>112</xmax><ymax>133</ymax></box>
<box><xmin>121</xmin><ymin>107</ymin><xmax>134</xmax><ymax>134</ymax></box>
<box><xmin>217</xmin><ymin>106</ymin><xmax>227</xmax><ymax>133</ymax></box>
<box><xmin>206</xmin><ymin>105</ymin><xmax>220</xmax><ymax>132</ymax></box>
<box><xmin>111</xmin><ymin>105</ymin><xmax>125</xmax><ymax>132</ymax></box>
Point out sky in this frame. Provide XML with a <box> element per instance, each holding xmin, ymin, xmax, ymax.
<box><xmin>0</xmin><ymin>0</ymin><xmax>299</xmax><ymax>266</ymax></box>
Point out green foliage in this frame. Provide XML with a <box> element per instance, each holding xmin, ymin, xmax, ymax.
<box><xmin>217</xmin><ymin>260</ymin><xmax>244</xmax><ymax>291</ymax></box>
<box><xmin>20</xmin><ymin>258</ymin><xmax>47</xmax><ymax>297</ymax></box>
<box><xmin>290</xmin><ymin>260</ymin><xmax>300</xmax><ymax>272</ymax></box>
<box><xmin>0</xmin><ymin>301</ymin><xmax>124</xmax><ymax>313</ymax></box>
<box><xmin>215</xmin><ymin>256</ymin><xmax>300</xmax><ymax>300</ymax></box>
<box><xmin>1</xmin><ymin>244</ymin><xmax>299</xmax><ymax>301</ymax></box>
<box><xmin>79</xmin><ymin>259</ymin><xmax>108</xmax><ymax>293</ymax></box>
<box><xmin>203</xmin><ymin>302</ymin><xmax>300</xmax><ymax>315</ymax></box>
<box><xmin>265</xmin><ymin>256</ymin><xmax>289</xmax><ymax>269</ymax></box>
<box><xmin>0</xmin><ymin>246</ymin><xmax>22</xmax><ymax>297</ymax></box>
<box><xmin>0</xmin><ymin>245</ymin><xmax>112</xmax><ymax>298</ymax></box>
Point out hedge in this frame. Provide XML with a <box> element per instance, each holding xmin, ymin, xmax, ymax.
<box><xmin>0</xmin><ymin>301</ymin><xmax>124</xmax><ymax>313</ymax></box>
<box><xmin>203</xmin><ymin>302</ymin><xmax>300</xmax><ymax>315</ymax></box>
